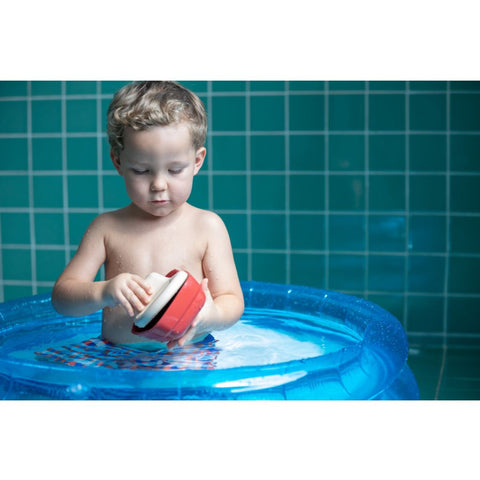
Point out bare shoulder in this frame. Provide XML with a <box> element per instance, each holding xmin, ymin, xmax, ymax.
<box><xmin>189</xmin><ymin>206</ymin><xmax>228</xmax><ymax>234</ymax></box>
<box><xmin>89</xmin><ymin>208</ymin><xmax>128</xmax><ymax>231</ymax></box>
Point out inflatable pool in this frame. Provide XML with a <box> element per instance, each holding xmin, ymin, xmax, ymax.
<box><xmin>0</xmin><ymin>281</ymin><xmax>419</xmax><ymax>400</ymax></box>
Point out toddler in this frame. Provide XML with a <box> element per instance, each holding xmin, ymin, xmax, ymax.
<box><xmin>52</xmin><ymin>81</ymin><xmax>244</xmax><ymax>349</ymax></box>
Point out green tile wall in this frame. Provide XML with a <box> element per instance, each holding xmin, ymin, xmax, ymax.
<box><xmin>1</xmin><ymin>81</ymin><xmax>480</xmax><ymax>346</ymax></box>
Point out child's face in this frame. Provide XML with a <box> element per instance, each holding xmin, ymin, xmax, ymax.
<box><xmin>112</xmin><ymin>123</ymin><xmax>206</xmax><ymax>218</ymax></box>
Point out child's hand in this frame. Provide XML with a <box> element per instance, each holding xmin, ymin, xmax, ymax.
<box><xmin>167</xmin><ymin>278</ymin><xmax>218</xmax><ymax>349</ymax></box>
<box><xmin>102</xmin><ymin>273</ymin><xmax>152</xmax><ymax>317</ymax></box>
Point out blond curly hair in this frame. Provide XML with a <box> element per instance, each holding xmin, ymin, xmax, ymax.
<box><xmin>107</xmin><ymin>81</ymin><xmax>207</xmax><ymax>157</ymax></box>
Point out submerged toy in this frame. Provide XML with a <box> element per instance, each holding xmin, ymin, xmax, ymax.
<box><xmin>131</xmin><ymin>269</ymin><xmax>206</xmax><ymax>342</ymax></box>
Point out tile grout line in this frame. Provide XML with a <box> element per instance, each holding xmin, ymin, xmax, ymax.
<box><xmin>364</xmin><ymin>82</ymin><xmax>370</xmax><ymax>299</ymax></box>
<box><xmin>435</xmin><ymin>344</ymin><xmax>447</xmax><ymax>399</ymax></box>
<box><xmin>61</xmin><ymin>81</ymin><xmax>70</xmax><ymax>269</ymax></box>
<box><xmin>26</xmin><ymin>81</ymin><xmax>37</xmax><ymax>295</ymax></box>
<box><xmin>324</xmin><ymin>82</ymin><xmax>330</xmax><ymax>289</ymax></box>
<box><xmin>245</xmin><ymin>82</ymin><xmax>252</xmax><ymax>281</ymax></box>
<box><xmin>443</xmin><ymin>82</ymin><xmax>451</xmax><ymax>348</ymax></box>
<box><xmin>285</xmin><ymin>81</ymin><xmax>291</xmax><ymax>284</ymax></box>
<box><xmin>206</xmin><ymin>81</ymin><xmax>214</xmax><ymax>211</ymax></box>
<box><xmin>403</xmin><ymin>82</ymin><xmax>411</xmax><ymax>331</ymax></box>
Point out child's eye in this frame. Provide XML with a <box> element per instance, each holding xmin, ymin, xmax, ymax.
<box><xmin>169</xmin><ymin>168</ymin><xmax>184</xmax><ymax>174</ymax></box>
<box><xmin>132</xmin><ymin>168</ymin><xmax>149</xmax><ymax>175</ymax></box>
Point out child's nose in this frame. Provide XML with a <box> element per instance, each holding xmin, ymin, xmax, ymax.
<box><xmin>151</xmin><ymin>174</ymin><xmax>167</xmax><ymax>191</ymax></box>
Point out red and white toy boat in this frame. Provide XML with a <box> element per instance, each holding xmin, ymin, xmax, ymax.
<box><xmin>131</xmin><ymin>269</ymin><xmax>205</xmax><ymax>342</ymax></box>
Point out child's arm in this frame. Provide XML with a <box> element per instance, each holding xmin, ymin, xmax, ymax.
<box><xmin>51</xmin><ymin>216</ymin><xmax>152</xmax><ymax>317</ymax></box>
<box><xmin>173</xmin><ymin>212</ymin><xmax>244</xmax><ymax>347</ymax></box>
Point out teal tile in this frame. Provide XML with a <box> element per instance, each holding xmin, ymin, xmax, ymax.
<box><xmin>0</xmin><ymin>175</ymin><xmax>29</xmax><ymax>207</ymax></box>
<box><xmin>66</xmin><ymin>81</ymin><xmax>97</xmax><ymax>94</ymax></box>
<box><xmin>290</xmin><ymin>214</ymin><xmax>325</xmax><ymax>250</ymax></box>
<box><xmin>368</xmin><ymin>293</ymin><xmax>405</xmax><ymax>323</ymax></box>
<box><xmin>251</xmin><ymin>174</ymin><xmax>285</xmax><ymax>210</ymax></box>
<box><xmin>438</xmin><ymin>377</ymin><xmax>480</xmax><ymax>400</ymax></box>
<box><xmin>101</xmin><ymin>81</ymin><xmax>131</xmax><ymax>95</ymax></box>
<box><xmin>408</xmin><ymin>215</ymin><xmax>446</xmax><ymax>253</ymax></box>
<box><xmin>177</xmin><ymin>81</ymin><xmax>208</xmax><ymax>95</ymax></box>
<box><xmin>329</xmin><ymin>175</ymin><xmax>365</xmax><ymax>211</ymax></box>
<box><xmin>233</xmin><ymin>251</ymin><xmax>248</xmax><ymax>281</ymax></box>
<box><xmin>450</xmin><ymin>175</ymin><xmax>480</xmax><ymax>213</ymax></box>
<box><xmin>329</xmin><ymin>94</ymin><xmax>365</xmax><ymax>131</ymax></box>
<box><xmin>0</xmin><ymin>81</ymin><xmax>27</xmax><ymax>96</ymax></box>
<box><xmin>32</xmin><ymin>138</ymin><xmax>63</xmax><ymax>170</ymax></box>
<box><xmin>251</xmin><ymin>96</ymin><xmax>284</xmax><ymax>131</ymax></box>
<box><xmin>31</xmin><ymin>81</ymin><xmax>62</xmax><ymax>96</ymax></box>
<box><xmin>410</xmin><ymin>81</ymin><xmax>447</xmax><ymax>91</ymax></box>
<box><xmin>2</xmin><ymin>248</ymin><xmax>31</xmax><ymax>280</ymax></box>
<box><xmin>450</xmin><ymin>216</ymin><xmax>480</xmax><ymax>254</ymax></box>
<box><xmin>0</xmin><ymin>138</ymin><xmax>28</xmax><ymax>170</ymax></box>
<box><xmin>68</xmin><ymin>212</ymin><xmax>97</xmax><ymax>245</ymax></box>
<box><xmin>68</xmin><ymin>175</ymin><xmax>98</xmax><ymax>208</ymax></box>
<box><xmin>289</xmin><ymin>135</ymin><xmax>324</xmax><ymax>171</ymax></box>
<box><xmin>211</xmin><ymin>96</ymin><xmax>245</xmax><ymax>131</ymax></box>
<box><xmin>410</xmin><ymin>94</ymin><xmax>446</xmax><ymax>131</ymax></box>
<box><xmin>368</xmin><ymin>215</ymin><xmax>406</xmax><ymax>252</ymax></box>
<box><xmin>36</xmin><ymin>249</ymin><xmax>65</xmax><ymax>282</ymax></box>
<box><xmin>211</xmin><ymin>135</ymin><xmax>246</xmax><ymax>171</ymax></box>
<box><xmin>407</xmin><ymin>296</ymin><xmax>444</xmax><ymax>333</ymax></box>
<box><xmin>409</xmin><ymin>175</ymin><xmax>446</xmax><ymax>212</ymax></box>
<box><xmin>101</xmin><ymin>98</ymin><xmax>113</xmax><ymax>135</ymax></box>
<box><xmin>290</xmin><ymin>174</ymin><xmax>325</xmax><ymax>210</ymax></box>
<box><xmin>102</xmin><ymin>136</ymin><xmax>114</xmax><ymax>169</ymax></box>
<box><xmin>0</xmin><ymin>101</ymin><xmax>27</xmax><ymax>133</ymax></box>
<box><xmin>3</xmin><ymin>285</ymin><xmax>33</xmax><ymax>301</ymax></box>
<box><xmin>408</xmin><ymin>256</ymin><xmax>445</xmax><ymax>293</ymax></box>
<box><xmin>407</xmin><ymin>347</ymin><xmax>443</xmax><ymax>400</ymax></box>
<box><xmin>369</xmin><ymin>94</ymin><xmax>405</xmax><ymax>131</ymax></box>
<box><xmin>212</xmin><ymin>174</ymin><xmax>247</xmax><ymax>209</ymax></box>
<box><xmin>251</xmin><ymin>214</ymin><xmax>286</xmax><ymax>249</ymax></box>
<box><xmin>369</xmin><ymin>174</ymin><xmax>405</xmax><ymax>211</ymax></box>
<box><xmin>66</xmin><ymin>99</ymin><xmax>97</xmax><ymax>132</ymax></box>
<box><xmin>443</xmin><ymin>347</ymin><xmax>480</xmax><ymax>378</ymax></box>
<box><xmin>67</xmin><ymin>137</ymin><xmax>98</xmax><ymax>170</ymax></box>
<box><xmin>448</xmin><ymin>298</ymin><xmax>480</xmax><ymax>334</ymax></box>
<box><xmin>369</xmin><ymin>81</ymin><xmax>406</xmax><ymax>91</ymax></box>
<box><xmin>368</xmin><ymin>134</ymin><xmax>405</xmax><ymax>171</ymax></box>
<box><xmin>329</xmin><ymin>81</ymin><xmax>365</xmax><ymax>91</ymax></box>
<box><xmin>329</xmin><ymin>214</ymin><xmax>366</xmax><ymax>252</ymax></box>
<box><xmin>32</xmin><ymin>100</ymin><xmax>62</xmax><ymax>133</ymax></box>
<box><xmin>329</xmin><ymin>135</ymin><xmax>364</xmax><ymax>171</ymax></box>
<box><xmin>289</xmin><ymin>94</ymin><xmax>324</xmax><ymax>131</ymax></box>
<box><xmin>220</xmin><ymin>213</ymin><xmax>248</xmax><ymax>249</ymax></box>
<box><xmin>251</xmin><ymin>135</ymin><xmax>285</xmax><ymax>170</ymax></box>
<box><xmin>102</xmin><ymin>175</ymin><xmax>131</xmax><ymax>210</ymax></box>
<box><xmin>450</xmin><ymin>135</ymin><xmax>480</xmax><ymax>172</ymax></box>
<box><xmin>449</xmin><ymin>256</ymin><xmax>480</xmax><ymax>294</ymax></box>
<box><xmin>211</xmin><ymin>81</ymin><xmax>245</xmax><ymax>92</ymax></box>
<box><xmin>252</xmin><ymin>252</ymin><xmax>286</xmax><ymax>283</ymax></box>
<box><xmin>35</xmin><ymin>213</ymin><xmax>64</xmax><ymax>245</ymax></box>
<box><xmin>368</xmin><ymin>254</ymin><xmax>405</xmax><ymax>292</ymax></box>
<box><xmin>329</xmin><ymin>253</ymin><xmax>366</xmax><ymax>291</ymax></box>
<box><xmin>289</xmin><ymin>81</ymin><xmax>324</xmax><ymax>91</ymax></box>
<box><xmin>250</xmin><ymin>81</ymin><xmax>285</xmax><ymax>91</ymax></box>
<box><xmin>290</xmin><ymin>253</ymin><xmax>326</xmax><ymax>288</ymax></box>
<box><xmin>409</xmin><ymin>134</ymin><xmax>447</xmax><ymax>171</ymax></box>
<box><xmin>451</xmin><ymin>93</ymin><xmax>480</xmax><ymax>131</ymax></box>
<box><xmin>451</xmin><ymin>81</ymin><xmax>480</xmax><ymax>91</ymax></box>
<box><xmin>33</xmin><ymin>176</ymin><xmax>63</xmax><ymax>208</ymax></box>
<box><xmin>1</xmin><ymin>213</ymin><xmax>30</xmax><ymax>244</ymax></box>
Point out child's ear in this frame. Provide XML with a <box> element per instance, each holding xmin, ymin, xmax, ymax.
<box><xmin>110</xmin><ymin>149</ymin><xmax>122</xmax><ymax>175</ymax></box>
<box><xmin>193</xmin><ymin>147</ymin><xmax>206</xmax><ymax>175</ymax></box>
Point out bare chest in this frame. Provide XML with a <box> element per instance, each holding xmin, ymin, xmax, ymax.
<box><xmin>104</xmin><ymin>223</ymin><xmax>206</xmax><ymax>281</ymax></box>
